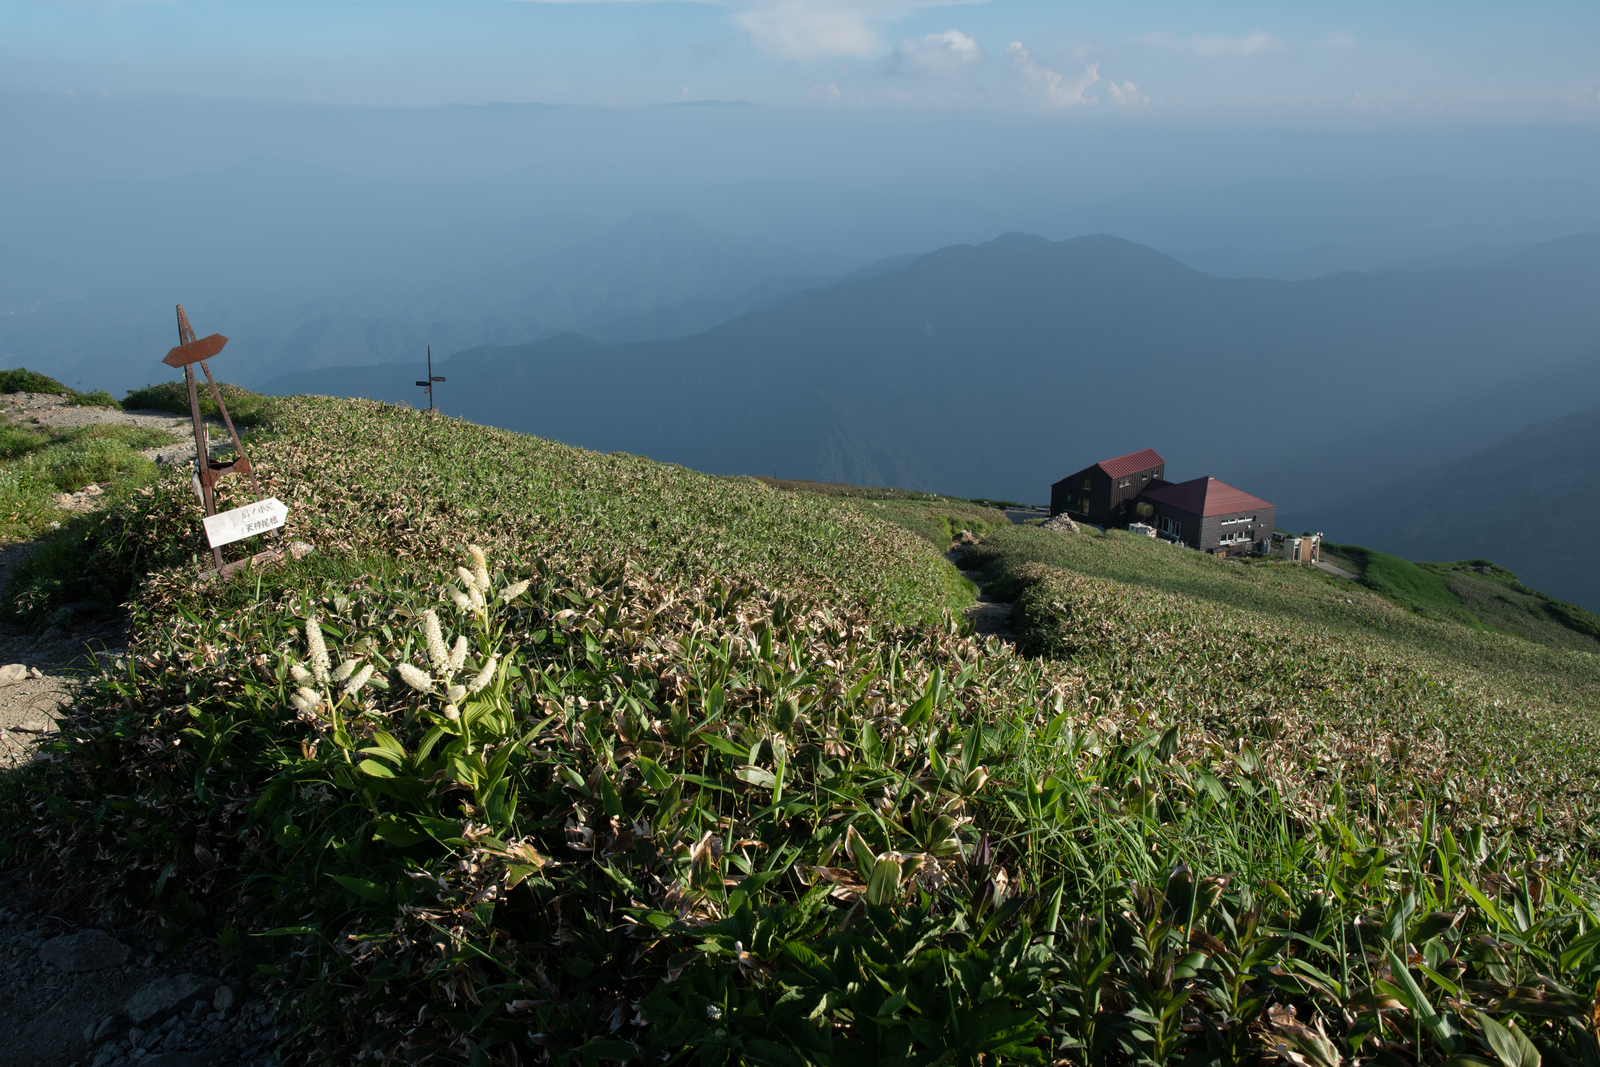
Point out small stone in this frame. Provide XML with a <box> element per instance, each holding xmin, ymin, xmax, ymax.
<box><xmin>139</xmin><ymin>1054</ymin><xmax>218</xmax><ymax>1067</ymax></box>
<box><xmin>212</xmin><ymin>985</ymin><xmax>236</xmax><ymax>1011</ymax></box>
<box><xmin>125</xmin><ymin>973</ymin><xmax>221</xmax><ymax>1026</ymax></box>
<box><xmin>94</xmin><ymin>1014</ymin><xmax>120</xmax><ymax>1041</ymax></box>
<box><xmin>0</xmin><ymin>664</ymin><xmax>27</xmax><ymax>686</ymax></box>
<box><xmin>26</xmin><ymin>666</ymin><xmax>41</xmax><ymax>679</ymax></box>
<box><xmin>128</xmin><ymin>1028</ymin><xmax>146</xmax><ymax>1045</ymax></box>
<box><xmin>40</xmin><ymin>929</ymin><xmax>132</xmax><ymax>972</ymax></box>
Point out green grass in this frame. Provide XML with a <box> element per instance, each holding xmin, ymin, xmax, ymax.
<box><xmin>961</xmin><ymin>523</ymin><xmax>1600</xmax><ymax>826</ymax></box>
<box><xmin>0</xmin><ymin>366</ymin><xmax>123</xmax><ymax>408</ymax></box>
<box><xmin>0</xmin><ymin>367</ymin><xmax>73</xmax><ymax>395</ymax></box>
<box><xmin>0</xmin><ymin>417</ymin><xmax>178</xmax><ymax>546</ymax></box>
<box><xmin>123</xmin><ymin>379</ymin><xmax>273</xmax><ymax>427</ymax></box>
<box><xmin>850</xmin><ymin>498</ymin><xmax>1008</xmax><ymax>551</ymax></box>
<box><xmin>1324</xmin><ymin>542</ymin><xmax>1600</xmax><ymax>651</ymax></box>
<box><xmin>4</xmin><ymin>396</ymin><xmax>1600</xmax><ymax>1066</ymax></box>
<box><xmin>752</xmin><ymin>475</ymin><xmax>1013</xmax><ymax>552</ymax></box>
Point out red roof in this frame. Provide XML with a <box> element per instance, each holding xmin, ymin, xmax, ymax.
<box><xmin>1139</xmin><ymin>476</ymin><xmax>1273</xmax><ymax>517</ymax></box>
<box><xmin>1096</xmin><ymin>448</ymin><xmax>1166</xmax><ymax>480</ymax></box>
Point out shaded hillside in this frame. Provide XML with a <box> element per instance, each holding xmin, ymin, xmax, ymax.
<box><xmin>269</xmin><ymin>231</ymin><xmax>1600</xmax><ymax>525</ymax></box>
<box><xmin>1316</xmin><ymin>544</ymin><xmax>1600</xmax><ymax>649</ymax></box>
<box><xmin>1334</xmin><ymin>399</ymin><xmax>1600</xmax><ymax>611</ymax></box>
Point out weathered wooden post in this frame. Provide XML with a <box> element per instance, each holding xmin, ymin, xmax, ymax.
<box><xmin>415</xmin><ymin>345</ymin><xmax>445</xmax><ymax>412</ymax></box>
<box><xmin>164</xmin><ymin>304</ymin><xmax>289</xmax><ymax>579</ymax></box>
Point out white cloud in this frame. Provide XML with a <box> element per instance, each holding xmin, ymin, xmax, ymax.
<box><xmin>1141</xmin><ymin>29</ymin><xmax>1281</xmax><ymax>57</ymax></box>
<box><xmin>883</xmin><ymin>30</ymin><xmax>983</xmax><ymax>78</ymax></box>
<box><xmin>734</xmin><ymin>1</ymin><xmax>882</xmax><ymax>59</ymax></box>
<box><xmin>1320</xmin><ymin>31</ymin><xmax>1356</xmax><ymax>48</ymax></box>
<box><xmin>1007</xmin><ymin>42</ymin><xmax>1098</xmax><ymax>109</ymax></box>
<box><xmin>517</xmin><ymin>1</ymin><xmax>994</xmax><ymax>62</ymax></box>
<box><xmin>1107</xmin><ymin>81</ymin><xmax>1148</xmax><ymax>108</ymax></box>
<box><xmin>810</xmin><ymin>81</ymin><xmax>842</xmax><ymax>103</ymax></box>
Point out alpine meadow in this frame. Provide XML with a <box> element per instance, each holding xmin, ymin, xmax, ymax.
<box><xmin>3</xmin><ymin>390</ymin><xmax>1599</xmax><ymax>1064</ymax></box>
<box><xmin>5</xmin><ymin>2</ymin><xmax>1600</xmax><ymax>1064</ymax></box>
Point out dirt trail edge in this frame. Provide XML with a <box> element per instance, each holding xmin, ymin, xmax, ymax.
<box><xmin>0</xmin><ymin>395</ymin><xmax>288</xmax><ymax>1066</ymax></box>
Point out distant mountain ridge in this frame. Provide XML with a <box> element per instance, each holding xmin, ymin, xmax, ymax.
<box><xmin>1333</xmin><ymin>400</ymin><xmax>1600</xmax><ymax>612</ymax></box>
<box><xmin>269</xmin><ymin>229</ymin><xmax>1600</xmax><ymax>610</ymax></box>
<box><xmin>0</xmin><ymin>211</ymin><xmax>855</xmax><ymax>394</ymax></box>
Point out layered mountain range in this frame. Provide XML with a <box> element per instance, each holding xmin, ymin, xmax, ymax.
<box><xmin>267</xmin><ymin>231</ymin><xmax>1600</xmax><ymax>613</ymax></box>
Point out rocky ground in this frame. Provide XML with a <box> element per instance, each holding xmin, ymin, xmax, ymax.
<box><xmin>0</xmin><ymin>396</ymin><xmax>288</xmax><ymax>1066</ymax></box>
<box><xmin>0</xmin><ymin>887</ymin><xmax>284</xmax><ymax>1067</ymax></box>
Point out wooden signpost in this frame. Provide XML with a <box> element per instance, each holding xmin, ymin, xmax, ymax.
<box><xmin>415</xmin><ymin>345</ymin><xmax>445</xmax><ymax>412</ymax></box>
<box><xmin>165</xmin><ymin>304</ymin><xmax>288</xmax><ymax>579</ymax></box>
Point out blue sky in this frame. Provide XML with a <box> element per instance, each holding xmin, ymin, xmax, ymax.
<box><xmin>4</xmin><ymin>0</ymin><xmax>1599</xmax><ymax>120</ymax></box>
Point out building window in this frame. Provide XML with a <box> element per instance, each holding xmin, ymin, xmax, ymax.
<box><xmin>1083</xmin><ymin>478</ymin><xmax>1092</xmax><ymax>489</ymax></box>
<box><xmin>1118</xmin><ymin>478</ymin><xmax>1131</xmax><ymax>488</ymax></box>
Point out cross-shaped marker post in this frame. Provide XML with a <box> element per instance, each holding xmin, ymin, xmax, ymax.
<box><xmin>416</xmin><ymin>345</ymin><xmax>446</xmax><ymax>411</ymax></box>
<box><xmin>163</xmin><ymin>304</ymin><xmax>288</xmax><ymax>580</ymax></box>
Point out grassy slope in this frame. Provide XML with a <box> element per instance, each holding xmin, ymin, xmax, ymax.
<box><xmin>6</xmin><ymin>396</ymin><xmax>1600</xmax><ymax>1065</ymax></box>
<box><xmin>1322</xmin><ymin>541</ymin><xmax>1600</xmax><ymax>652</ymax></box>
<box><xmin>962</xmin><ymin>523</ymin><xmax>1600</xmax><ymax>818</ymax></box>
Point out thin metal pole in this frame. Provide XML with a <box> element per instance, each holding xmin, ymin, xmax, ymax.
<box><xmin>427</xmin><ymin>346</ymin><xmax>435</xmax><ymax>411</ymax></box>
<box><xmin>197</xmin><ymin>358</ymin><xmax>260</xmax><ymax>498</ymax></box>
<box><xmin>184</xmin><ymin>363</ymin><xmax>223</xmax><ymax>571</ymax></box>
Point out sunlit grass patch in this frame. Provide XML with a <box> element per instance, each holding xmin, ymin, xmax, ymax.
<box><xmin>3</xmin><ymin>394</ymin><xmax>1600</xmax><ymax>1064</ymax></box>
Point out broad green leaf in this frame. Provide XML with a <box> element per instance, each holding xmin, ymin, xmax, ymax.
<box><xmin>330</xmin><ymin>875</ymin><xmax>388</xmax><ymax>903</ymax></box>
<box><xmin>735</xmin><ymin>766</ymin><xmax>777</xmax><ymax>790</ymax></box>
<box><xmin>866</xmin><ymin>857</ymin><xmax>902</xmax><ymax>906</ymax></box>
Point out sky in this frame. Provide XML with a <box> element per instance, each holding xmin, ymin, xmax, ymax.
<box><xmin>4</xmin><ymin>0</ymin><xmax>1599</xmax><ymax>121</ymax></box>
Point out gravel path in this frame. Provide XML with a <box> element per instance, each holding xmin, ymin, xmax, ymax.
<box><xmin>0</xmin><ymin>893</ymin><xmax>284</xmax><ymax>1067</ymax></box>
<box><xmin>0</xmin><ymin>395</ymin><xmax>290</xmax><ymax>1065</ymax></box>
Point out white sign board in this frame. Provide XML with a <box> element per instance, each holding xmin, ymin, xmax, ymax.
<box><xmin>203</xmin><ymin>497</ymin><xmax>289</xmax><ymax>548</ymax></box>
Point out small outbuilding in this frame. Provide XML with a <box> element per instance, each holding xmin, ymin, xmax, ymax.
<box><xmin>1137</xmin><ymin>476</ymin><xmax>1275</xmax><ymax>556</ymax></box>
<box><xmin>1049</xmin><ymin>448</ymin><xmax>1166</xmax><ymax>526</ymax></box>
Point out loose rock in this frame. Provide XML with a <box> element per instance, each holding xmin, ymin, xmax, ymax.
<box><xmin>125</xmin><ymin>973</ymin><xmax>221</xmax><ymax>1025</ymax></box>
<box><xmin>40</xmin><ymin>928</ymin><xmax>132</xmax><ymax>972</ymax></box>
<box><xmin>0</xmin><ymin>663</ymin><xmax>28</xmax><ymax>686</ymax></box>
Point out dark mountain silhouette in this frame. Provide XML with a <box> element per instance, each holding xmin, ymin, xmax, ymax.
<box><xmin>0</xmin><ymin>211</ymin><xmax>850</xmax><ymax>394</ymax></box>
<box><xmin>267</xmin><ymin>231</ymin><xmax>1600</xmax><ymax>559</ymax></box>
<box><xmin>1333</xmin><ymin>400</ymin><xmax>1600</xmax><ymax>611</ymax></box>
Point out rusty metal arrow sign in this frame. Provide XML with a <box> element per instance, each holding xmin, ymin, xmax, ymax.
<box><xmin>168</xmin><ymin>305</ymin><xmax>276</xmax><ymax>580</ymax></box>
<box><xmin>163</xmin><ymin>332</ymin><xmax>229</xmax><ymax>368</ymax></box>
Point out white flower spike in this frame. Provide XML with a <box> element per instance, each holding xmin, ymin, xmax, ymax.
<box><xmin>343</xmin><ymin>664</ymin><xmax>374</xmax><ymax>696</ymax></box>
<box><xmin>397</xmin><ymin>663</ymin><xmax>434</xmax><ymax>693</ymax></box>
<box><xmin>290</xmin><ymin>664</ymin><xmax>313</xmax><ymax>685</ymax></box>
<box><xmin>447</xmin><ymin>684</ymin><xmax>467</xmax><ymax>704</ymax></box>
<box><xmin>306</xmin><ymin>617</ymin><xmax>331</xmax><ymax>685</ymax></box>
<box><xmin>422</xmin><ymin>610</ymin><xmax>448</xmax><ymax>672</ymax></box>
<box><xmin>447</xmin><ymin>636</ymin><xmax>468</xmax><ymax>676</ymax></box>
<box><xmin>500</xmin><ymin>580</ymin><xmax>530</xmax><ymax>604</ymax></box>
<box><xmin>333</xmin><ymin>659</ymin><xmax>360</xmax><ymax>684</ymax></box>
<box><xmin>468</xmin><ymin>655</ymin><xmax>498</xmax><ymax>694</ymax></box>
<box><xmin>468</xmin><ymin>545</ymin><xmax>490</xmax><ymax>593</ymax></box>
